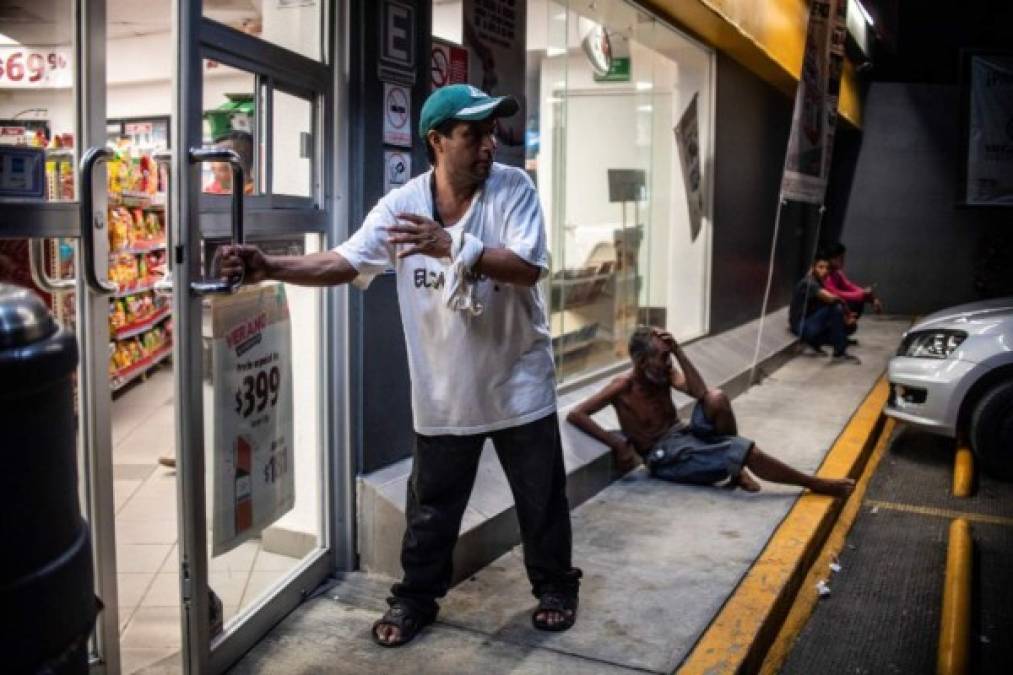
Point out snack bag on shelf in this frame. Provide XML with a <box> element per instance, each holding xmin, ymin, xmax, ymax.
<box><xmin>110</xmin><ymin>300</ymin><xmax>127</xmax><ymax>331</ymax></box>
<box><xmin>140</xmin><ymin>155</ymin><xmax>156</xmax><ymax>194</ymax></box>
<box><xmin>59</xmin><ymin>156</ymin><xmax>74</xmax><ymax>201</ymax></box>
<box><xmin>116</xmin><ymin>150</ymin><xmax>132</xmax><ymax>194</ymax></box>
<box><xmin>107</xmin><ymin>153</ymin><xmax>121</xmax><ymax>194</ymax></box>
<box><xmin>146</xmin><ymin>212</ymin><xmax>163</xmax><ymax>241</ymax></box>
<box><xmin>45</xmin><ymin>157</ymin><xmax>59</xmax><ymax>202</ymax></box>
<box><xmin>126</xmin><ymin>295</ymin><xmax>144</xmax><ymax>322</ymax></box>
<box><xmin>129</xmin><ymin>338</ymin><xmax>143</xmax><ymax>362</ymax></box>
<box><xmin>130</xmin><ymin>209</ymin><xmax>146</xmax><ymax>243</ymax></box>
<box><xmin>138</xmin><ymin>255</ymin><xmax>148</xmax><ymax>281</ymax></box>
<box><xmin>108</xmin><ymin>208</ymin><xmax>130</xmax><ymax>251</ymax></box>
<box><xmin>113</xmin><ymin>344</ymin><xmax>132</xmax><ymax>370</ymax></box>
<box><xmin>145</xmin><ymin>250</ymin><xmax>166</xmax><ymax>278</ymax></box>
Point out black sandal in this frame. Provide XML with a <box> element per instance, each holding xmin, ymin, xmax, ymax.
<box><xmin>371</xmin><ymin>602</ymin><xmax>435</xmax><ymax>648</ymax></box>
<box><xmin>531</xmin><ymin>593</ymin><xmax>578</xmax><ymax>632</ymax></box>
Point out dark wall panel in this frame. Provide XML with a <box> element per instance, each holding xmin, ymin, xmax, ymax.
<box><xmin>837</xmin><ymin>83</ymin><xmax>1010</xmax><ymax>316</ymax></box>
<box><xmin>710</xmin><ymin>53</ymin><xmax>808</xmax><ymax>335</ymax></box>
<box><xmin>349</xmin><ymin>0</ymin><xmax>432</xmax><ymax>474</ymax></box>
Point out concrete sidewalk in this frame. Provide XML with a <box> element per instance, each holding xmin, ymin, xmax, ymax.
<box><xmin>230</xmin><ymin>317</ymin><xmax>909</xmax><ymax>675</ymax></box>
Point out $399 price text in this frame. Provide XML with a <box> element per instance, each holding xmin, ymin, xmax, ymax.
<box><xmin>234</xmin><ymin>365</ymin><xmax>281</xmax><ymax>419</ymax></box>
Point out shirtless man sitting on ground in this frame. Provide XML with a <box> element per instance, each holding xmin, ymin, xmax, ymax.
<box><xmin>567</xmin><ymin>326</ymin><xmax>854</xmax><ymax>497</ymax></box>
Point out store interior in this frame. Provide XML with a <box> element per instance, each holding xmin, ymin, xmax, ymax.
<box><xmin>0</xmin><ymin>1</ymin><xmax>323</xmax><ymax>672</ymax></box>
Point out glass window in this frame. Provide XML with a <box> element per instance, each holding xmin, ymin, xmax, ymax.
<box><xmin>0</xmin><ymin>1</ymin><xmax>77</xmax><ymax>201</ymax></box>
<box><xmin>202</xmin><ymin>60</ymin><xmax>259</xmax><ymax>195</ymax></box>
<box><xmin>271</xmin><ymin>89</ymin><xmax>313</xmax><ymax>198</ymax></box>
<box><xmin>526</xmin><ymin>0</ymin><xmax>714</xmax><ymax>384</ymax></box>
<box><xmin>432</xmin><ymin>0</ymin><xmax>714</xmax><ymax>385</ymax></box>
<box><xmin>204</xmin><ymin>0</ymin><xmax>323</xmax><ymax>62</ymax></box>
<box><xmin>203</xmin><ymin>234</ymin><xmax>326</xmax><ymax>632</ymax></box>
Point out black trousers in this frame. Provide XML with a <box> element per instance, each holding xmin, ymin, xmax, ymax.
<box><xmin>390</xmin><ymin>412</ymin><xmax>579</xmax><ymax>615</ymax></box>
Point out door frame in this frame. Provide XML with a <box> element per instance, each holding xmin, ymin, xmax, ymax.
<box><xmin>169</xmin><ymin>1</ymin><xmax>348</xmax><ymax>671</ymax></box>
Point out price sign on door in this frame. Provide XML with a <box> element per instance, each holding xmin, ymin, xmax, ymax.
<box><xmin>0</xmin><ymin>47</ymin><xmax>73</xmax><ymax>88</ymax></box>
<box><xmin>210</xmin><ymin>283</ymin><xmax>295</xmax><ymax>556</ymax></box>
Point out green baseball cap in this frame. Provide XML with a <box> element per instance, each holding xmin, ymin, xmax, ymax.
<box><xmin>419</xmin><ymin>84</ymin><xmax>519</xmax><ymax>140</ymax></box>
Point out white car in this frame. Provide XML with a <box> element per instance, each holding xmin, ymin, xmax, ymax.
<box><xmin>885</xmin><ymin>297</ymin><xmax>1013</xmax><ymax>478</ymax></box>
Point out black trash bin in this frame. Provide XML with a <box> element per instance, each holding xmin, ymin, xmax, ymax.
<box><xmin>0</xmin><ymin>283</ymin><xmax>96</xmax><ymax>674</ymax></box>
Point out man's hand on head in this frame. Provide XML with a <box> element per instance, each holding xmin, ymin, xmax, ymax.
<box><xmin>387</xmin><ymin>213</ymin><xmax>453</xmax><ymax>259</ymax></box>
<box><xmin>651</xmin><ymin>328</ymin><xmax>678</xmax><ymax>352</ymax></box>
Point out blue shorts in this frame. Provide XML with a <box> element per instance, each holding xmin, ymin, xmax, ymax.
<box><xmin>645</xmin><ymin>404</ymin><xmax>754</xmax><ymax>485</ymax></box>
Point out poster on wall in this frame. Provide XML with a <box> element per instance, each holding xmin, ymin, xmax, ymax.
<box><xmin>780</xmin><ymin>0</ymin><xmax>848</xmax><ymax>204</ymax></box>
<box><xmin>211</xmin><ymin>284</ymin><xmax>295</xmax><ymax>556</ymax></box>
<box><xmin>674</xmin><ymin>93</ymin><xmax>704</xmax><ymax>242</ymax></box>
<box><xmin>462</xmin><ymin>0</ymin><xmax>526</xmax><ymax>167</ymax></box>
<box><xmin>966</xmin><ymin>55</ymin><xmax>1013</xmax><ymax>206</ymax></box>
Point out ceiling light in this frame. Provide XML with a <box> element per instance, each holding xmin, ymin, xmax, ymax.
<box><xmin>854</xmin><ymin>0</ymin><xmax>874</xmax><ymax>27</ymax></box>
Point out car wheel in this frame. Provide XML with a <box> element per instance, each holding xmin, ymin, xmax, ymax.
<box><xmin>970</xmin><ymin>379</ymin><xmax>1013</xmax><ymax>480</ymax></box>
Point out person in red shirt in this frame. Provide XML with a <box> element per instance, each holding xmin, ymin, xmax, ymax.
<box><xmin>823</xmin><ymin>242</ymin><xmax>883</xmax><ymax>317</ymax></box>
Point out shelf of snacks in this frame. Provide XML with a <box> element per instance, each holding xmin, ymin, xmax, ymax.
<box><xmin>111</xmin><ymin>276</ymin><xmax>163</xmax><ymax>298</ymax></box>
<box><xmin>111</xmin><ymin>301</ymin><xmax>171</xmax><ymax>340</ymax></box>
<box><xmin>107</xmin><ymin>141</ymin><xmax>163</xmax><ymax>200</ymax></box>
<box><xmin>109</xmin><ymin>325</ymin><xmax>173</xmax><ymax>392</ymax></box>
<box><xmin>104</xmin><ymin>136</ymin><xmax>172</xmax><ymax>392</ymax></box>
<box><xmin>109</xmin><ymin>205</ymin><xmax>166</xmax><ymax>252</ymax></box>
<box><xmin>45</xmin><ymin>144</ymin><xmax>76</xmax><ymax>202</ymax></box>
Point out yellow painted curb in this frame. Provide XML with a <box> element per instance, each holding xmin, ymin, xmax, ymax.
<box><xmin>938</xmin><ymin>519</ymin><xmax>972</xmax><ymax>675</ymax></box>
<box><xmin>953</xmin><ymin>446</ymin><xmax>974</xmax><ymax>498</ymax></box>
<box><xmin>759</xmin><ymin>417</ymin><xmax>897</xmax><ymax>674</ymax></box>
<box><xmin>677</xmin><ymin>377</ymin><xmax>890</xmax><ymax>675</ymax></box>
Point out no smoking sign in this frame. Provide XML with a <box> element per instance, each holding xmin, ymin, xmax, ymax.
<box><xmin>383</xmin><ymin>83</ymin><xmax>411</xmax><ymax>148</ymax></box>
<box><xmin>431</xmin><ymin>41</ymin><xmax>469</xmax><ymax>92</ymax></box>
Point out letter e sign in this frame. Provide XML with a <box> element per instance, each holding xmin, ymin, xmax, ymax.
<box><xmin>379</xmin><ymin>0</ymin><xmax>416</xmax><ymax>84</ymax></box>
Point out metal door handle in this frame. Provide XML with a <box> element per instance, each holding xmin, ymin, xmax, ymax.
<box><xmin>80</xmin><ymin>146</ymin><xmax>116</xmax><ymax>294</ymax></box>
<box><xmin>29</xmin><ymin>239</ymin><xmax>75</xmax><ymax>293</ymax></box>
<box><xmin>188</xmin><ymin>147</ymin><xmax>245</xmax><ymax>295</ymax></box>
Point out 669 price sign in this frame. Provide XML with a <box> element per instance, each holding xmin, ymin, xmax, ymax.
<box><xmin>211</xmin><ymin>284</ymin><xmax>295</xmax><ymax>556</ymax></box>
<box><xmin>0</xmin><ymin>47</ymin><xmax>73</xmax><ymax>88</ymax></box>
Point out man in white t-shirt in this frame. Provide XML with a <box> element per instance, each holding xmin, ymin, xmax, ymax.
<box><xmin>217</xmin><ymin>84</ymin><xmax>581</xmax><ymax>647</ymax></box>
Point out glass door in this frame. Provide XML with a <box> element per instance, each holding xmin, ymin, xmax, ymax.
<box><xmin>167</xmin><ymin>1</ymin><xmax>338</xmax><ymax>671</ymax></box>
<box><xmin>0</xmin><ymin>0</ymin><xmax>121</xmax><ymax>672</ymax></box>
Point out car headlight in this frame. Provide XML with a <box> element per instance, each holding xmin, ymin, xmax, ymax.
<box><xmin>898</xmin><ymin>330</ymin><xmax>967</xmax><ymax>359</ymax></box>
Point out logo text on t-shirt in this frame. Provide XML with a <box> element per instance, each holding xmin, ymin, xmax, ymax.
<box><xmin>414</xmin><ymin>268</ymin><xmax>445</xmax><ymax>290</ymax></box>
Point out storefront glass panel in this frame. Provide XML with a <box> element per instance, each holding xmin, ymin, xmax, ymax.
<box><xmin>203</xmin><ymin>0</ymin><xmax>323</xmax><ymax>62</ymax></box>
<box><xmin>434</xmin><ymin>0</ymin><xmax>714</xmax><ymax>385</ymax></box>
<box><xmin>271</xmin><ymin>89</ymin><xmax>314</xmax><ymax>198</ymax></box>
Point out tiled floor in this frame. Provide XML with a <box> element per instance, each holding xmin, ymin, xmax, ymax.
<box><xmin>110</xmin><ymin>365</ymin><xmax>301</xmax><ymax>674</ymax></box>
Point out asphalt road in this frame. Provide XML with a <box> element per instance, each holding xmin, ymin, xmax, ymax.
<box><xmin>781</xmin><ymin>424</ymin><xmax>1013</xmax><ymax>674</ymax></box>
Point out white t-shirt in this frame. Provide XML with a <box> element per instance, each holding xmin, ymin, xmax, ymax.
<box><xmin>335</xmin><ymin>163</ymin><xmax>557</xmax><ymax>436</ymax></box>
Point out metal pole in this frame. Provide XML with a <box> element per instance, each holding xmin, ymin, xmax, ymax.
<box><xmin>748</xmin><ymin>196</ymin><xmax>787</xmax><ymax>385</ymax></box>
